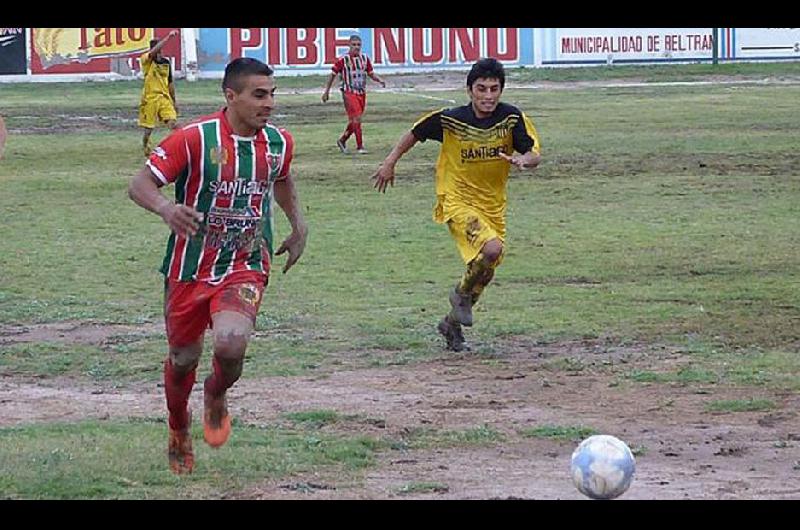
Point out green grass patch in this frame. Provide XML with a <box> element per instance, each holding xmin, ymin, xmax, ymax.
<box><xmin>509</xmin><ymin>61</ymin><xmax>800</xmax><ymax>83</ymax></box>
<box><xmin>705</xmin><ymin>398</ymin><xmax>776</xmax><ymax>413</ymax></box>
<box><xmin>625</xmin><ymin>366</ymin><xmax>720</xmax><ymax>385</ymax></box>
<box><xmin>1</xmin><ymin>68</ymin><xmax>799</xmax><ymax>385</ymax></box>
<box><xmin>0</xmin><ymin>419</ymin><xmax>382</xmax><ymax>499</ymax></box>
<box><xmin>0</xmin><ymin>341</ymin><xmax>163</xmax><ymax>380</ymax></box>
<box><xmin>283</xmin><ymin>409</ymin><xmax>342</xmax><ymax>428</ymax></box>
<box><xmin>624</xmin><ymin>345</ymin><xmax>800</xmax><ymax>391</ymax></box>
<box><xmin>519</xmin><ymin>425</ymin><xmax>598</xmax><ymax>441</ymax></box>
<box><xmin>400</xmin><ymin>425</ymin><xmax>505</xmax><ymax>449</ymax></box>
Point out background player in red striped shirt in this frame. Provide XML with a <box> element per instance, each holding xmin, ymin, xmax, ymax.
<box><xmin>128</xmin><ymin>58</ymin><xmax>308</xmax><ymax>475</ymax></box>
<box><xmin>322</xmin><ymin>34</ymin><xmax>385</xmax><ymax>154</ymax></box>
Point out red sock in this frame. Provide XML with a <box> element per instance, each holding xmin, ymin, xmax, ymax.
<box><xmin>164</xmin><ymin>358</ymin><xmax>195</xmax><ymax>430</ymax></box>
<box><xmin>354</xmin><ymin>123</ymin><xmax>363</xmax><ymax>149</ymax></box>
<box><xmin>204</xmin><ymin>355</ymin><xmax>239</xmax><ymax>398</ymax></box>
<box><xmin>341</xmin><ymin>123</ymin><xmax>353</xmax><ymax>142</ymax></box>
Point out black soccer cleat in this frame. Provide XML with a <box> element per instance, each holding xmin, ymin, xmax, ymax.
<box><xmin>437</xmin><ymin>316</ymin><xmax>466</xmax><ymax>352</ymax></box>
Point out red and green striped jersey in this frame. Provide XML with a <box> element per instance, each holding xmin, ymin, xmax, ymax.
<box><xmin>146</xmin><ymin>108</ymin><xmax>294</xmax><ymax>283</ymax></box>
<box><xmin>331</xmin><ymin>53</ymin><xmax>373</xmax><ymax>95</ymax></box>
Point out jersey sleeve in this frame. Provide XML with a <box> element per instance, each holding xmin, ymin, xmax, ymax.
<box><xmin>275</xmin><ymin>128</ymin><xmax>295</xmax><ymax>180</ymax></box>
<box><xmin>411</xmin><ymin>109</ymin><xmax>444</xmax><ymax>143</ymax></box>
<box><xmin>512</xmin><ymin>111</ymin><xmax>541</xmax><ymax>155</ymax></box>
<box><xmin>365</xmin><ymin>55</ymin><xmax>374</xmax><ymax>74</ymax></box>
<box><xmin>331</xmin><ymin>57</ymin><xmax>344</xmax><ymax>74</ymax></box>
<box><xmin>145</xmin><ymin>128</ymin><xmax>188</xmax><ymax>186</ymax></box>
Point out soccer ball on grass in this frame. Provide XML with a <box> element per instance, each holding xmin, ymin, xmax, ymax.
<box><xmin>570</xmin><ymin>434</ymin><xmax>635</xmax><ymax>500</ymax></box>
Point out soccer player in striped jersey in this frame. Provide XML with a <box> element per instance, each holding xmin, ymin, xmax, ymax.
<box><xmin>322</xmin><ymin>34</ymin><xmax>385</xmax><ymax>154</ymax></box>
<box><xmin>139</xmin><ymin>30</ymin><xmax>179</xmax><ymax>157</ymax></box>
<box><xmin>128</xmin><ymin>58</ymin><xmax>308</xmax><ymax>474</ymax></box>
<box><xmin>371</xmin><ymin>58</ymin><xmax>542</xmax><ymax>352</ymax></box>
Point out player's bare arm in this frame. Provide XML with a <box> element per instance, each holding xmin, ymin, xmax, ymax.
<box><xmin>372</xmin><ymin>131</ymin><xmax>419</xmax><ymax>193</ymax></box>
<box><xmin>369</xmin><ymin>71</ymin><xmax>386</xmax><ymax>88</ymax></box>
<box><xmin>321</xmin><ymin>73</ymin><xmax>336</xmax><ymax>103</ymax></box>
<box><xmin>498</xmin><ymin>150</ymin><xmax>542</xmax><ymax>171</ymax></box>
<box><xmin>147</xmin><ymin>30</ymin><xmax>178</xmax><ymax>61</ymax></box>
<box><xmin>273</xmin><ymin>173</ymin><xmax>308</xmax><ymax>273</ymax></box>
<box><xmin>128</xmin><ymin>166</ymin><xmax>203</xmax><ymax>237</ymax></box>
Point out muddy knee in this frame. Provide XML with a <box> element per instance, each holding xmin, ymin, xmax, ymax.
<box><xmin>213</xmin><ymin>329</ymin><xmax>248</xmax><ymax>360</ymax></box>
<box><xmin>169</xmin><ymin>345</ymin><xmax>201</xmax><ymax>374</ymax></box>
<box><xmin>481</xmin><ymin>239</ymin><xmax>504</xmax><ymax>266</ymax></box>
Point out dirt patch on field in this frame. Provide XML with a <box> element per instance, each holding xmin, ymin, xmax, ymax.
<box><xmin>0</xmin><ymin>321</ymin><xmax>162</xmax><ymax>347</ymax></box>
<box><xmin>2</xmin><ymin>336</ymin><xmax>798</xmax><ymax>499</ymax></box>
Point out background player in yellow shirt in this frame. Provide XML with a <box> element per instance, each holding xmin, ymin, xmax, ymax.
<box><xmin>371</xmin><ymin>58</ymin><xmax>542</xmax><ymax>352</ymax></box>
<box><xmin>139</xmin><ymin>30</ymin><xmax>179</xmax><ymax>156</ymax></box>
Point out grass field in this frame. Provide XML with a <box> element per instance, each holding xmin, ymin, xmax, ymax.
<box><xmin>1</xmin><ymin>62</ymin><xmax>799</xmax><ymax>499</ymax></box>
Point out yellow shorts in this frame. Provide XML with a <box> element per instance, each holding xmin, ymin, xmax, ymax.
<box><xmin>445</xmin><ymin>206</ymin><xmax>506</xmax><ymax>265</ymax></box>
<box><xmin>138</xmin><ymin>96</ymin><xmax>177</xmax><ymax>129</ymax></box>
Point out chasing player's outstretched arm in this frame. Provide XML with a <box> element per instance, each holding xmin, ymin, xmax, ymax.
<box><xmin>498</xmin><ymin>150</ymin><xmax>541</xmax><ymax>170</ymax></box>
<box><xmin>371</xmin><ymin>131</ymin><xmax>419</xmax><ymax>193</ymax></box>
<box><xmin>273</xmin><ymin>173</ymin><xmax>308</xmax><ymax>273</ymax></box>
<box><xmin>498</xmin><ymin>110</ymin><xmax>542</xmax><ymax>170</ymax></box>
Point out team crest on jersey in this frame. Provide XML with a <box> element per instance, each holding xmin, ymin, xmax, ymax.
<box><xmin>153</xmin><ymin>146</ymin><xmax>168</xmax><ymax>160</ymax></box>
<box><xmin>267</xmin><ymin>152</ymin><xmax>281</xmax><ymax>169</ymax></box>
<box><xmin>238</xmin><ymin>284</ymin><xmax>262</xmax><ymax>306</ymax></box>
<box><xmin>210</xmin><ymin>146</ymin><xmax>230</xmax><ymax>166</ymax></box>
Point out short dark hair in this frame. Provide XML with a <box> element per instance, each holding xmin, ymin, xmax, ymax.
<box><xmin>349</xmin><ymin>34</ymin><xmax>361</xmax><ymax>42</ymax></box>
<box><xmin>466</xmin><ymin>58</ymin><xmax>506</xmax><ymax>90</ymax></box>
<box><xmin>222</xmin><ymin>57</ymin><xmax>274</xmax><ymax>93</ymax></box>
<box><xmin>149</xmin><ymin>39</ymin><xmax>159</xmax><ymax>49</ymax></box>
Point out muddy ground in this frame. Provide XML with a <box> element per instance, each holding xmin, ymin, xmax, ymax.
<box><xmin>1</xmin><ymin>321</ymin><xmax>798</xmax><ymax>499</ymax></box>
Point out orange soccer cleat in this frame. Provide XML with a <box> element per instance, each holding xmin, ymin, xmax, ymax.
<box><xmin>168</xmin><ymin>411</ymin><xmax>194</xmax><ymax>475</ymax></box>
<box><xmin>203</xmin><ymin>390</ymin><xmax>232</xmax><ymax>448</ymax></box>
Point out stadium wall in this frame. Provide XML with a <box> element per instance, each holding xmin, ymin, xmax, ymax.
<box><xmin>1</xmin><ymin>28</ymin><xmax>799</xmax><ymax>82</ymax></box>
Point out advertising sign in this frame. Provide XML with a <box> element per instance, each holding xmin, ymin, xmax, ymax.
<box><xmin>0</xmin><ymin>28</ymin><xmax>27</xmax><ymax>75</ymax></box>
<box><xmin>29</xmin><ymin>28</ymin><xmax>182</xmax><ymax>74</ymax></box>
<box><xmin>541</xmin><ymin>28</ymin><xmax>714</xmax><ymax>65</ymax></box>
<box><xmin>198</xmin><ymin>28</ymin><xmax>535</xmax><ymax>75</ymax></box>
<box><xmin>732</xmin><ymin>28</ymin><xmax>800</xmax><ymax>60</ymax></box>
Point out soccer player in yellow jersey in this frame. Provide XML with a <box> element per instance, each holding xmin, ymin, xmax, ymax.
<box><xmin>372</xmin><ymin>58</ymin><xmax>542</xmax><ymax>352</ymax></box>
<box><xmin>139</xmin><ymin>30</ymin><xmax>179</xmax><ymax>156</ymax></box>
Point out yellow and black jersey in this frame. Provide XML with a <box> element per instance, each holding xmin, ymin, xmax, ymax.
<box><xmin>140</xmin><ymin>52</ymin><xmax>173</xmax><ymax>101</ymax></box>
<box><xmin>411</xmin><ymin>102</ymin><xmax>541</xmax><ymax>224</ymax></box>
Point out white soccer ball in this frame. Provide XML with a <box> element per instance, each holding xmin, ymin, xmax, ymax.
<box><xmin>570</xmin><ymin>434</ymin><xmax>636</xmax><ymax>500</ymax></box>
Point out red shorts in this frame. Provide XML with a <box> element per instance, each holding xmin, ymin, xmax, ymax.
<box><xmin>164</xmin><ymin>271</ymin><xmax>266</xmax><ymax>347</ymax></box>
<box><xmin>342</xmin><ymin>92</ymin><xmax>366</xmax><ymax>120</ymax></box>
